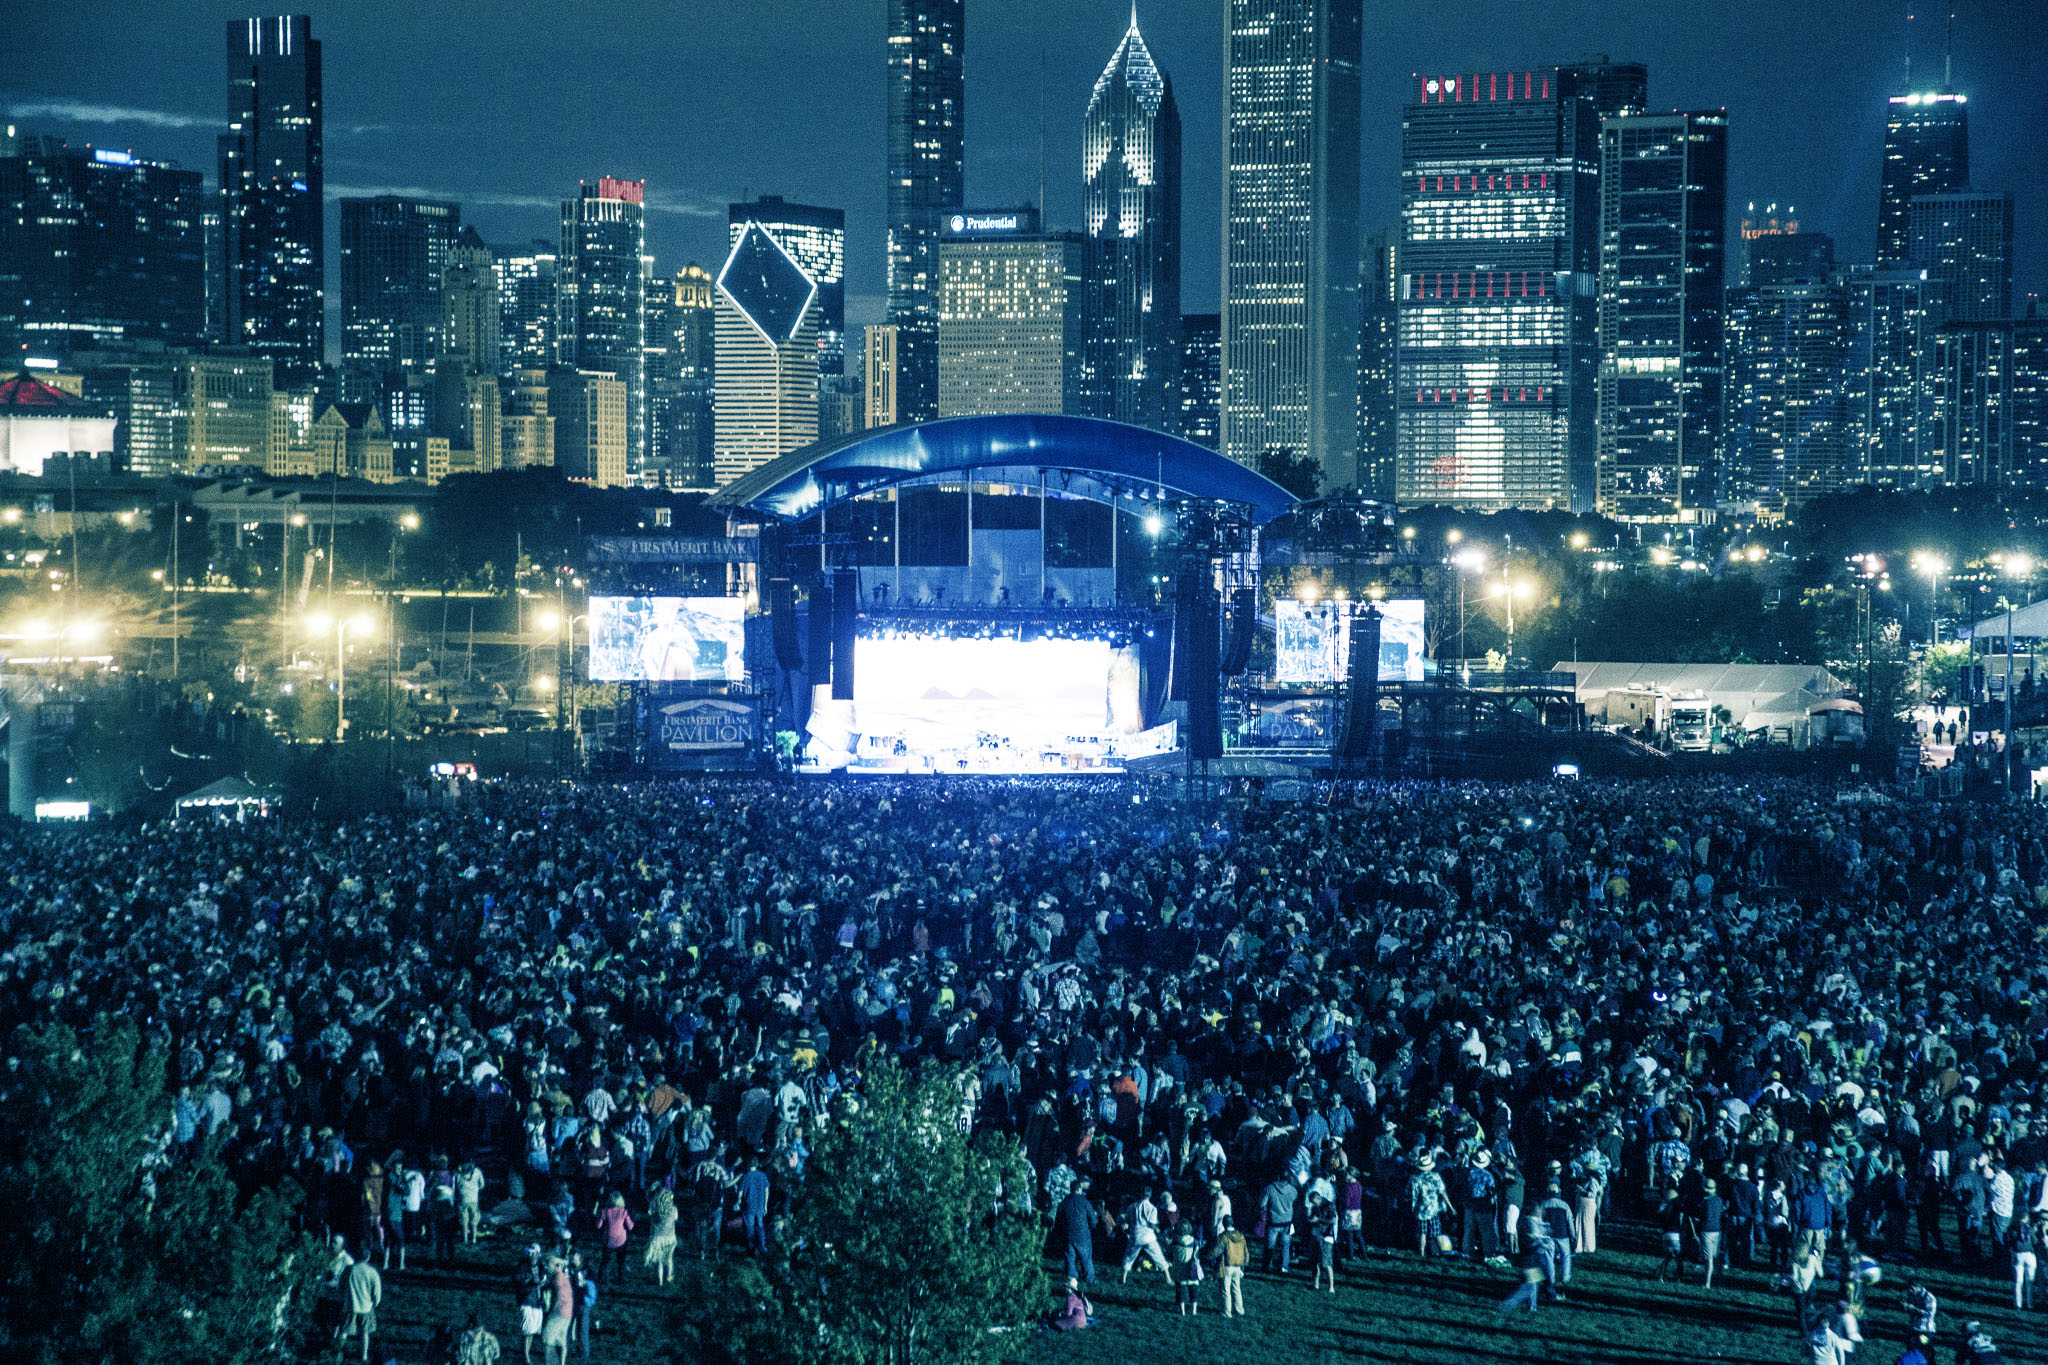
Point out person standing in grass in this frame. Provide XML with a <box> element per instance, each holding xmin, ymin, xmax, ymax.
<box><xmin>1409</xmin><ymin>1155</ymin><xmax>1454</xmax><ymax>1257</ymax></box>
<box><xmin>1170</xmin><ymin>1225</ymin><xmax>1205</xmax><ymax>1315</ymax></box>
<box><xmin>1216</xmin><ymin>1217</ymin><xmax>1249</xmax><ymax>1318</ymax></box>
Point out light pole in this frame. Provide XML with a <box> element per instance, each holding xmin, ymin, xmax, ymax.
<box><xmin>538</xmin><ymin>602</ymin><xmax>586</xmax><ymax>774</ymax></box>
<box><xmin>1450</xmin><ymin>548</ymin><xmax>1486</xmax><ymax>684</ymax></box>
<box><xmin>279</xmin><ymin>511</ymin><xmax>307</xmax><ymax>670</ymax></box>
<box><xmin>306</xmin><ymin>610</ymin><xmax>375</xmax><ymax>744</ymax></box>
<box><xmin>1491</xmin><ymin>574</ymin><xmax>1536</xmax><ymax>668</ymax></box>
<box><xmin>2003</xmin><ymin>552</ymin><xmax>2034</xmax><ymax>794</ymax></box>
<box><xmin>1912</xmin><ymin>551</ymin><xmax>1947</xmax><ymax>652</ymax></box>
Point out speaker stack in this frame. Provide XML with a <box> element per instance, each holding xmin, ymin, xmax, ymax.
<box><xmin>830</xmin><ymin>570</ymin><xmax>860</xmax><ymax>701</ymax></box>
<box><xmin>1340</xmin><ymin>605</ymin><xmax>1381</xmax><ymax>761</ymax></box>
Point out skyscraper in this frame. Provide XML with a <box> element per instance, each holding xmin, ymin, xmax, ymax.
<box><xmin>338</xmin><ymin>195</ymin><xmax>459</xmax><ymax>378</ymax></box>
<box><xmin>1082</xmin><ymin>10</ymin><xmax>1181</xmax><ymax>432</ymax></box>
<box><xmin>1594</xmin><ymin>111</ymin><xmax>1727</xmax><ymax>521</ymax></box>
<box><xmin>714</xmin><ymin>222</ymin><xmax>819</xmax><ymax>485</ymax></box>
<box><xmin>557</xmin><ymin>178</ymin><xmax>646</xmax><ymax>477</ymax></box>
<box><xmin>1556</xmin><ymin>55</ymin><xmax>1648</xmax><ymax>119</ymax></box>
<box><xmin>494</xmin><ymin>240</ymin><xmax>556</xmax><ymax>376</ymax></box>
<box><xmin>730</xmin><ymin>197</ymin><xmax>845</xmax><ymax>376</ymax></box>
<box><xmin>218</xmin><ymin>15</ymin><xmax>322</xmax><ymax>384</ymax></box>
<box><xmin>1395</xmin><ymin>69</ymin><xmax>1601</xmax><ymax>510</ymax></box>
<box><xmin>1721</xmin><ymin>277</ymin><xmax>1857</xmax><ymax>510</ymax></box>
<box><xmin>439</xmin><ymin>227</ymin><xmax>498</xmax><ymax>373</ymax></box>
<box><xmin>1223</xmin><ymin>0</ymin><xmax>1361</xmax><ymax>489</ymax></box>
<box><xmin>1357</xmin><ymin>230</ymin><xmax>1397</xmax><ymax>499</ymax></box>
<box><xmin>1907</xmin><ymin>190</ymin><xmax>2014</xmax><ymax>324</ymax></box>
<box><xmin>1931</xmin><ymin>320</ymin><xmax>2013</xmax><ymax>485</ymax></box>
<box><xmin>1878</xmin><ymin>91</ymin><xmax>1968</xmax><ymax>265</ymax></box>
<box><xmin>937</xmin><ymin>215</ymin><xmax>1088</xmax><ymax>418</ymax></box>
<box><xmin>549</xmin><ymin>367</ymin><xmax>628</xmax><ymax>487</ymax></box>
<box><xmin>1848</xmin><ymin>263</ymin><xmax>1939</xmax><ymax>486</ymax></box>
<box><xmin>0</xmin><ymin>136</ymin><xmax>208</xmax><ymax>366</ymax></box>
<box><xmin>885</xmin><ymin>0</ymin><xmax>965</xmax><ymax>424</ymax></box>
<box><xmin>669</xmin><ymin>264</ymin><xmax>717</xmax><ymax>485</ymax></box>
<box><xmin>864</xmin><ymin>324</ymin><xmax>900</xmax><ymax>429</ymax></box>
<box><xmin>2013</xmin><ymin>312</ymin><xmax>2048</xmax><ymax>490</ymax></box>
<box><xmin>1176</xmin><ymin>312</ymin><xmax>1221</xmax><ymax>450</ymax></box>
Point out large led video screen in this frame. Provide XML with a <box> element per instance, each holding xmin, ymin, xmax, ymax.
<box><xmin>1275</xmin><ymin>598</ymin><xmax>1426</xmax><ymax>684</ymax></box>
<box><xmin>588</xmin><ymin>596</ymin><xmax>746</xmax><ymax>682</ymax></box>
<box><xmin>852</xmin><ymin>637</ymin><xmax>1115</xmax><ymax>759</ymax></box>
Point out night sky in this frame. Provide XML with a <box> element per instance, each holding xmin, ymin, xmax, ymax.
<box><xmin>8</xmin><ymin>0</ymin><xmax>2045</xmax><ymax>346</ymax></box>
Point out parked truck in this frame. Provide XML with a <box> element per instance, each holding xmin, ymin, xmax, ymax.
<box><xmin>1602</xmin><ymin>686</ymin><xmax>1713</xmax><ymax>751</ymax></box>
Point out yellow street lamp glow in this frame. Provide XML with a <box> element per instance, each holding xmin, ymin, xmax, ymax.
<box><xmin>1401</xmin><ymin>526</ymin><xmax>1415</xmax><ymax>541</ymax></box>
<box><xmin>1570</xmin><ymin>531</ymin><xmax>1590</xmax><ymax>549</ymax></box>
<box><xmin>22</xmin><ymin>620</ymin><xmax>54</xmax><ymax>640</ymax></box>
<box><xmin>347</xmin><ymin>613</ymin><xmax>375</xmax><ymax>637</ymax></box>
<box><xmin>1650</xmin><ymin>547</ymin><xmax>1674</xmax><ymax>565</ymax></box>
<box><xmin>151</xmin><ymin>569</ymin><xmax>165</xmax><ymax>581</ymax></box>
<box><xmin>1446</xmin><ymin>528</ymin><xmax>1463</xmax><ymax>544</ymax></box>
<box><xmin>537</xmin><ymin>609</ymin><xmax>562</xmax><ymax>631</ymax></box>
<box><xmin>1297</xmin><ymin>582</ymin><xmax>1320</xmax><ymax>604</ymax></box>
<box><xmin>1366</xmin><ymin>583</ymin><xmax>1386</xmax><ymax>600</ymax></box>
<box><xmin>1</xmin><ymin>508</ymin><xmax>19</xmax><ymax>523</ymax></box>
<box><xmin>534</xmin><ymin>675</ymin><xmax>555</xmax><ymax>693</ymax></box>
<box><xmin>2005</xmin><ymin>553</ymin><xmax>2034</xmax><ymax>579</ymax></box>
<box><xmin>400</xmin><ymin>512</ymin><xmax>421</xmax><ymax>530</ymax></box>
<box><xmin>65</xmin><ymin>620</ymin><xmax>103</xmax><ymax>643</ymax></box>
<box><xmin>1745</xmin><ymin>546</ymin><xmax>1765</xmax><ymax>563</ymax></box>
<box><xmin>1514</xmin><ymin>581</ymin><xmax>1535</xmax><ymax>600</ymax></box>
<box><xmin>1490</xmin><ymin>581</ymin><xmax>1507</xmax><ymax>598</ymax></box>
<box><xmin>305</xmin><ymin>611</ymin><xmax>332</xmax><ymax>634</ymax></box>
<box><xmin>289</xmin><ymin>513</ymin><xmax>307</xmax><ymax>527</ymax></box>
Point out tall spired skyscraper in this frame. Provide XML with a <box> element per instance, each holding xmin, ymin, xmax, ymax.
<box><xmin>885</xmin><ymin>0</ymin><xmax>965</xmax><ymax>424</ymax></box>
<box><xmin>1222</xmin><ymin>0</ymin><xmax>1361</xmax><ymax>491</ymax></box>
<box><xmin>1878</xmin><ymin>91</ymin><xmax>1968</xmax><ymax>265</ymax></box>
<box><xmin>218</xmin><ymin>15</ymin><xmax>323</xmax><ymax>384</ymax></box>
<box><xmin>1082</xmin><ymin>10</ymin><xmax>1181</xmax><ymax>432</ymax></box>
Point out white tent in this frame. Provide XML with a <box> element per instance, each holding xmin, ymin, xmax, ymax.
<box><xmin>1552</xmin><ymin>662</ymin><xmax>1850</xmax><ymax>748</ymax></box>
<box><xmin>174</xmin><ymin>776</ymin><xmax>278</xmax><ymax>819</ymax></box>
<box><xmin>1962</xmin><ymin>599</ymin><xmax>2048</xmax><ymax>641</ymax></box>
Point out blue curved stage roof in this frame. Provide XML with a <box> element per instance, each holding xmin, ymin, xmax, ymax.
<box><xmin>707</xmin><ymin>414</ymin><xmax>1298</xmax><ymax>526</ymax></box>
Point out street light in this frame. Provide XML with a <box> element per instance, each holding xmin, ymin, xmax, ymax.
<box><xmin>2001</xmin><ymin>552</ymin><xmax>2035</xmax><ymax>794</ymax></box>
<box><xmin>1491</xmin><ymin>576</ymin><xmax>1537</xmax><ymax>665</ymax></box>
<box><xmin>305</xmin><ymin>610</ymin><xmax>375</xmax><ymax>743</ymax></box>
<box><xmin>1911</xmin><ymin>552</ymin><xmax>1947</xmax><ymax>650</ymax></box>
<box><xmin>1449</xmin><ymin>548</ymin><xmax>1487</xmax><ymax>683</ymax></box>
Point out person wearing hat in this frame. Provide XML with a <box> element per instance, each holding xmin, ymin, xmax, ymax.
<box><xmin>1460</xmin><ymin>1149</ymin><xmax>1498</xmax><ymax>1260</ymax></box>
<box><xmin>1407</xmin><ymin>1153</ymin><xmax>1454</xmax><ymax>1258</ymax></box>
<box><xmin>1215</xmin><ymin>1215</ymin><xmax>1250</xmax><ymax>1318</ymax></box>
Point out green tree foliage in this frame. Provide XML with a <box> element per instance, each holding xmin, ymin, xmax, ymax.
<box><xmin>681</xmin><ymin>1057</ymin><xmax>1045</xmax><ymax>1365</ymax></box>
<box><xmin>1256</xmin><ymin>446</ymin><xmax>1322</xmax><ymax>502</ymax></box>
<box><xmin>0</xmin><ymin>1021</ymin><xmax>317</xmax><ymax>1365</ymax></box>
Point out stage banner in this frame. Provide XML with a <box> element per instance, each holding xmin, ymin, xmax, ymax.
<box><xmin>647</xmin><ymin>696</ymin><xmax>758</xmax><ymax>763</ymax></box>
<box><xmin>586</xmin><ymin>535</ymin><xmax>757</xmax><ymax>565</ymax></box>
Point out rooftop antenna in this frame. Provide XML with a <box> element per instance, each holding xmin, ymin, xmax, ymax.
<box><xmin>1943</xmin><ymin>7</ymin><xmax>1953</xmax><ymax>90</ymax></box>
<box><xmin>1904</xmin><ymin>8</ymin><xmax>1913</xmax><ymax>89</ymax></box>
<box><xmin>1037</xmin><ymin>48</ymin><xmax>1046</xmax><ymax>220</ymax></box>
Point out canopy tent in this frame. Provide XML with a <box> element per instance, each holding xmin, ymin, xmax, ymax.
<box><xmin>1961</xmin><ymin>598</ymin><xmax>2048</xmax><ymax>642</ymax></box>
<box><xmin>174</xmin><ymin>776</ymin><xmax>278</xmax><ymax>818</ymax></box>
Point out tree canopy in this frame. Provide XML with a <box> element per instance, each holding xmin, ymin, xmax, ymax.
<box><xmin>0</xmin><ymin>1021</ymin><xmax>318</xmax><ymax>1365</ymax></box>
<box><xmin>679</xmin><ymin>1056</ymin><xmax>1045</xmax><ymax>1365</ymax></box>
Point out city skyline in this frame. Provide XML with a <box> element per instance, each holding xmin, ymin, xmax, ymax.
<box><xmin>9</xmin><ymin>0</ymin><xmax>2044</xmax><ymax>364</ymax></box>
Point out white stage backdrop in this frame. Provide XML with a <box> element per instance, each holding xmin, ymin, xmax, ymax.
<box><xmin>852</xmin><ymin>636</ymin><xmax>1133</xmax><ymax>758</ymax></box>
<box><xmin>1274</xmin><ymin>598</ymin><xmax>1426</xmax><ymax>684</ymax></box>
<box><xmin>588</xmin><ymin>596</ymin><xmax>746</xmax><ymax>682</ymax></box>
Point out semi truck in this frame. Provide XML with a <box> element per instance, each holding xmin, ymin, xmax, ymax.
<box><xmin>1601</xmin><ymin>686</ymin><xmax>1712</xmax><ymax>752</ymax></box>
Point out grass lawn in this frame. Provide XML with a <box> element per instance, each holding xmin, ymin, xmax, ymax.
<box><xmin>349</xmin><ymin>1219</ymin><xmax>2037</xmax><ymax>1364</ymax></box>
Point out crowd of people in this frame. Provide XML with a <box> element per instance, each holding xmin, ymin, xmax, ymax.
<box><xmin>3</xmin><ymin>774</ymin><xmax>2046</xmax><ymax>1365</ymax></box>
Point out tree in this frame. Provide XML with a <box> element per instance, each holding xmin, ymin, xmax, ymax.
<box><xmin>0</xmin><ymin>1020</ymin><xmax>317</xmax><ymax>1365</ymax></box>
<box><xmin>1257</xmin><ymin>446</ymin><xmax>1322</xmax><ymax>502</ymax></box>
<box><xmin>684</xmin><ymin>1057</ymin><xmax>1045</xmax><ymax>1365</ymax></box>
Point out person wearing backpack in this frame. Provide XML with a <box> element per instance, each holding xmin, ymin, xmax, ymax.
<box><xmin>1216</xmin><ymin>1216</ymin><xmax>1250</xmax><ymax>1318</ymax></box>
<box><xmin>1170</xmin><ymin>1226</ymin><xmax>1205</xmax><ymax>1315</ymax></box>
<box><xmin>1461</xmin><ymin>1151</ymin><xmax>1499</xmax><ymax>1258</ymax></box>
